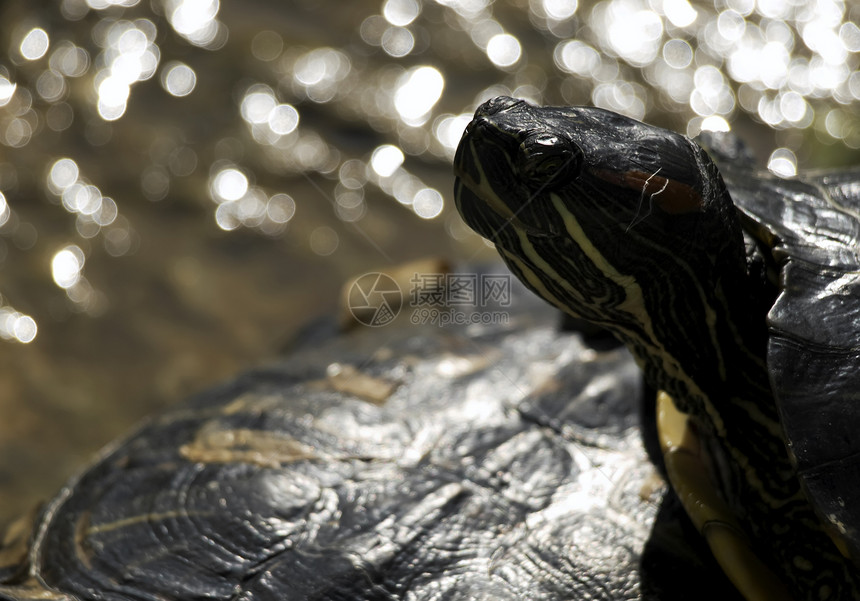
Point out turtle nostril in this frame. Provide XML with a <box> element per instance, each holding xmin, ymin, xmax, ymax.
<box><xmin>476</xmin><ymin>96</ymin><xmax>525</xmax><ymax>117</ymax></box>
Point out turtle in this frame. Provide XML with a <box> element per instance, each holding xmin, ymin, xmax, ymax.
<box><xmin>453</xmin><ymin>95</ymin><xmax>860</xmax><ymax>600</ymax></box>
<box><xmin>0</xmin><ymin>264</ymin><xmax>750</xmax><ymax>600</ymax></box>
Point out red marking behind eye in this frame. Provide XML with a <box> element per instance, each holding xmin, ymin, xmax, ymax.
<box><xmin>590</xmin><ymin>168</ymin><xmax>704</xmax><ymax>214</ymax></box>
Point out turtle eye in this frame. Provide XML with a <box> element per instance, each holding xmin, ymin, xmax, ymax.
<box><xmin>517</xmin><ymin>133</ymin><xmax>582</xmax><ymax>189</ymax></box>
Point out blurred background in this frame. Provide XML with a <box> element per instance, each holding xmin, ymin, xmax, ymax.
<box><xmin>0</xmin><ymin>0</ymin><xmax>858</xmax><ymax>527</ymax></box>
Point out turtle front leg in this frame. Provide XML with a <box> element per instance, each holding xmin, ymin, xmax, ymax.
<box><xmin>657</xmin><ymin>390</ymin><xmax>794</xmax><ymax>601</ymax></box>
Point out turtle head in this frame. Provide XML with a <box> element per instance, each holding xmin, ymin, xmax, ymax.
<box><xmin>454</xmin><ymin>99</ymin><xmax>859</xmax><ymax>595</ymax></box>
<box><xmin>454</xmin><ymin>97</ymin><xmax>754</xmax><ymax>397</ymax></box>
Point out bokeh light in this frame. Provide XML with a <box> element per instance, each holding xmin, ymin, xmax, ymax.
<box><xmin>48</xmin><ymin>158</ymin><xmax>79</xmax><ymax>192</ymax></box>
<box><xmin>370</xmin><ymin>145</ymin><xmax>405</xmax><ymax>178</ymax></box>
<box><xmin>45</xmin><ymin>157</ymin><xmax>125</xmax><ymax>246</ymax></box>
<box><xmin>434</xmin><ymin>113</ymin><xmax>472</xmax><ymax>156</ymax></box>
<box><xmin>768</xmin><ymin>147</ymin><xmax>799</xmax><ymax>177</ymax></box>
<box><xmin>293</xmin><ymin>47</ymin><xmax>351</xmax><ymax>103</ymax></box>
<box><xmin>251</xmin><ymin>30</ymin><xmax>283</xmax><ymax>61</ymax></box>
<box><xmin>165</xmin><ymin>0</ymin><xmax>224</xmax><ymax>47</ymax></box>
<box><xmin>266</xmin><ymin>193</ymin><xmax>296</xmax><ymax>224</ymax></box>
<box><xmin>51</xmin><ymin>245</ymin><xmax>84</xmax><ymax>289</ymax></box>
<box><xmin>210</xmin><ymin>167</ymin><xmax>248</xmax><ymax>203</ymax></box>
<box><xmin>50</xmin><ymin>41</ymin><xmax>90</xmax><ymax>77</ymax></box>
<box><xmin>0</xmin><ymin>192</ymin><xmax>9</xmax><ymax>227</ymax></box>
<box><xmin>161</xmin><ymin>61</ymin><xmax>196</xmax><ymax>96</ymax></box>
<box><xmin>393</xmin><ymin>66</ymin><xmax>444</xmax><ymax>125</ymax></box>
<box><xmin>267</xmin><ymin>104</ymin><xmax>299</xmax><ymax>135</ymax></box>
<box><xmin>543</xmin><ymin>0</ymin><xmax>578</xmax><ymax>20</ymax></box>
<box><xmin>384</xmin><ymin>0</ymin><xmax>420</xmax><ymax>26</ymax></box>
<box><xmin>0</xmin><ymin>77</ymin><xmax>15</xmax><ymax>107</ymax></box>
<box><xmin>486</xmin><ymin>33</ymin><xmax>522</xmax><ymax>68</ymax></box>
<box><xmin>20</xmin><ymin>28</ymin><xmax>50</xmax><ymax>61</ymax></box>
<box><xmin>381</xmin><ymin>27</ymin><xmax>415</xmax><ymax>57</ymax></box>
<box><xmin>309</xmin><ymin>226</ymin><xmax>338</xmax><ymax>256</ymax></box>
<box><xmin>93</xmin><ymin>19</ymin><xmax>160</xmax><ymax>120</ymax></box>
<box><xmin>0</xmin><ymin>304</ymin><xmax>37</xmax><ymax>343</ymax></box>
<box><xmin>412</xmin><ymin>188</ymin><xmax>444</xmax><ymax>219</ymax></box>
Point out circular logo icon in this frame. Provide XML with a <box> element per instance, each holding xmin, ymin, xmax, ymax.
<box><xmin>347</xmin><ymin>272</ymin><xmax>402</xmax><ymax>327</ymax></box>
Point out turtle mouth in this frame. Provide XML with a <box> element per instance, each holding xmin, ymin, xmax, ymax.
<box><xmin>453</xmin><ymin>157</ymin><xmax>559</xmax><ymax>242</ymax></box>
<box><xmin>454</xmin><ymin>119</ymin><xmax>519</xmax><ymax>239</ymax></box>
<box><xmin>452</xmin><ymin>172</ymin><xmax>510</xmax><ymax>241</ymax></box>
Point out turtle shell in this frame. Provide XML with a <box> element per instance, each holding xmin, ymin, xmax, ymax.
<box><xmin>714</xmin><ymin>148</ymin><xmax>860</xmax><ymax>560</ymax></box>
<box><xmin>0</xmin><ymin>268</ymin><xmax>744</xmax><ymax>600</ymax></box>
